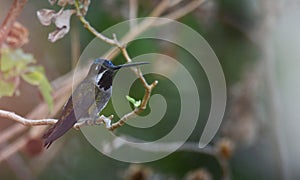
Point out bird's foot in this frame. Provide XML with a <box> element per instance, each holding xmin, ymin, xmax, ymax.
<box><xmin>97</xmin><ymin>115</ymin><xmax>112</xmax><ymax>129</ymax></box>
<box><xmin>74</xmin><ymin>115</ymin><xmax>113</xmax><ymax>129</ymax></box>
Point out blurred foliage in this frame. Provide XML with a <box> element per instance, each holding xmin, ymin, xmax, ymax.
<box><xmin>0</xmin><ymin>0</ymin><xmax>275</xmax><ymax>180</ymax></box>
<box><xmin>0</xmin><ymin>48</ymin><xmax>53</xmax><ymax>110</ymax></box>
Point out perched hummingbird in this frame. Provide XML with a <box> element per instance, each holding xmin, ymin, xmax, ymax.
<box><xmin>43</xmin><ymin>59</ymin><xmax>148</xmax><ymax>148</ymax></box>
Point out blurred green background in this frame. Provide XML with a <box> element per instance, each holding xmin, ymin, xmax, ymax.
<box><xmin>1</xmin><ymin>0</ymin><xmax>299</xmax><ymax>179</ymax></box>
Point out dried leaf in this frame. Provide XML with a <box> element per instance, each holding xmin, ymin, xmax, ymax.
<box><xmin>57</xmin><ymin>0</ymin><xmax>74</xmax><ymax>6</ymax></box>
<box><xmin>123</xmin><ymin>165</ymin><xmax>152</xmax><ymax>180</ymax></box>
<box><xmin>79</xmin><ymin>0</ymin><xmax>90</xmax><ymax>15</ymax></box>
<box><xmin>37</xmin><ymin>9</ymin><xmax>57</xmax><ymax>26</ymax></box>
<box><xmin>185</xmin><ymin>168</ymin><xmax>212</xmax><ymax>180</ymax></box>
<box><xmin>6</xmin><ymin>22</ymin><xmax>29</xmax><ymax>48</ymax></box>
<box><xmin>48</xmin><ymin>27</ymin><xmax>68</xmax><ymax>42</ymax></box>
<box><xmin>48</xmin><ymin>9</ymin><xmax>75</xmax><ymax>42</ymax></box>
<box><xmin>48</xmin><ymin>0</ymin><xmax>57</xmax><ymax>5</ymax></box>
<box><xmin>53</xmin><ymin>9</ymin><xmax>75</xmax><ymax>29</ymax></box>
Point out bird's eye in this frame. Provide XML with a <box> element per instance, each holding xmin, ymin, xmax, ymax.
<box><xmin>103</xmin><ymin>60</ymin><xmax>113</xmax><ymax>68</ymax></box>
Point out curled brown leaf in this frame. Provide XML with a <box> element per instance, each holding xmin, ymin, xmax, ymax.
<box><xmin>78</xmin><ymin>0</ymin><xmax>90</xmax><ymax>15</ymax></box>
<box><xmin>185</xmin><ymin>168</ymin><xmax>212</xmax><ymax>180</ymax></box>
<box><xmin>36</xmin><ymin>9</ymin><xmax>56</xmax><ymax>26</ymax></box>
<box><xmin>53</xmin><ymin>9</ymin><xmax>75</xmax><ymax>30</ymax></box>
<box><xmin>49</xmin><ymin>9</ymin><xmax>75</xmax><ymax>42</ymax></box>
<box><xmin>48</xmin><ymin>26</ymin><xmax>68</xmax><ymax>43</ymax></box>
<box><xmin>37</xmin><ymin>9</ymin><xmax>75</xmax><ymax>42</ymax></box>
<box><xmin>57</xmin><ymin>0</ymin><xmax>75</xmax><ymax>6</ymax></box>
<box><xmin>6</xmin><ymin>22</ymin><xmax>29</xmax><ymax>48</ymax></box>
<box><xmin>48</xmin><ymin>0</ymin><xmax>57</xmax><ymax>6</ymax></box>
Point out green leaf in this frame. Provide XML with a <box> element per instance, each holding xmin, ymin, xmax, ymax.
<box><xmin>126</xmin><ymin>95</ymin><xmax>136</xmax><ymax>104</ymax></box>
<box><xmin>1</xmin><ymin>49</ymin><xmax>15</xmax><ymax>71</ymax></box>
<box><xmin>21</xmin><ymin>66</ymin><xmax>53</xmax><ymax>110</ymax></box>
<box><xmin>126</xmin><ymin>95</ymin><xmax>141</xmax><ymax>108</ymax></box>
<box><xmin>0</xmin><ymin>48</ymin><xmax>53</xmax><ymax>110</ymax></box>
<box><xmin>39</xmin><ymin>78</ymin><xmax>53</xmax><ymax>111</ymax></box>
<box><xmin>0</xmin><ymin>81</ymin><xmax>16</xmax><ymax>97</ymax></box>
<box><xmin>134</xmin><ymin>100</ymin><xmax>141</xmax><ymax>108</ymax></box>
<box><xmin>0</xmin><ymin>48</ymin><xmax>35</xmax><ymax>73</ymax></box>
<box><xmin>22</xmin><ymin>68</ymin><xmax>43</xmax><ymax>86</ymax></box>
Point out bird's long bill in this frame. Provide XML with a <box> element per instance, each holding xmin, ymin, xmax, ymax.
<box><xmin>114</xmin><ymin>62</ymin><xmax>149</xmax><ymax>70</ymax></box>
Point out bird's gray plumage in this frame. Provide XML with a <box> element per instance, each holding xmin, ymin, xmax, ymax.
<box><xmin>42</xmin><ymin>59</ymin><xmax>148</xmax><ymax>148</ymax></box>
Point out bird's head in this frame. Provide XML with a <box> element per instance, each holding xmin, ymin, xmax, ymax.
<box><xmin>88</xmin><ymin>58</ymin><xmax>148</xmax><ymax>90</ymax></box>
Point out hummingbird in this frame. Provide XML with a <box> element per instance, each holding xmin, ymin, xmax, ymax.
<box><xmin>42</xmin><ymin>59</ymin><xmax>148</xmax><ymax>148</ymax></box>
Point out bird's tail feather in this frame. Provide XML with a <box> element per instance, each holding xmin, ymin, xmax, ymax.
<box><xmin>42</xmin><ymin>111</ymin><xmax>77</xmax><ymax>148</ymax></box>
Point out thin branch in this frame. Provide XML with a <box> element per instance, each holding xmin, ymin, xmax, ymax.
<box><xmin>0</xmin><ymin>62</ymin><xmax>82</xmax><ymax>160</ymax></box>
<box><xmin>0</xmin><ymin>110</ymin><xmax>113</xmax><ymax>130</ymax></box>
<box><xmin>129</xmin><ymin>0</ymin><xmax>138</xmax><ymax>29</ymax></box>
<box><xmin>120</xmin><ymin>47</ymin><xmax>132</xmax><ymax>63</ymax></box>
<box><xmin>0</xmin><ymin>73</ymin><xmax>74</xmax><ymax>163</ymax></box>
<box><xmin>168</xmin><ymin>0</ymin><xmax>184</xmax><ymax>8</ymax></box>
<box><xmin>0</xmin><ymin>0</ymin><xmax>28</xmax><ymax>47</ymax></box>
<box><xmin>149</xmin><ymin>0</ymin><xmax>171</xmax><ymax>17</ymax></box>
<box><xmin>0</xmin><ymin>0</ymin><xmax>209</xmax><ymax>165</ymax></box>
<box><xmin>122</xmin><ymin>0</ymin><xmax>170</xmax><ymax>44</ymax></box>
<box><xmin>0</xmin><ymin>110</ymin><xmax>58</xmax><ymax>126</ymax></box>
<box><xmin>74</xmin><ymin>0</ymin><xmax>119</xmax><ymax>46</ymax></box>
<box><xmin>71</xmin><ymin>18</ymin><xmax>80</xmax><ymax>68</ymax></box>
<box><xmin>108</xmin><ymin>46</ymin><xmax>158</xmax><ymax>130</ymax></box>
<box><xmin>74</xmin><ymin>0</ymin><xmax>164</xmax><ymax>131</ymax></box>
<box><xmin>105</xmin><ymin>0</ymin><xmax>207</xmax><ymax>129</ymax></box>
<box><xmin>77</xmin><ymin>0</ymin><xmax>172</xmax><ymax>61</ymax></box>
<box><xmin>109</xmin><ymin>80</ymin><xmax>158</xmax><ymax>131</ymax></box>
<box><xmin>163</xmin><ymin>0</ymin><xmax>206</xmax><ymax>20</ymax></box>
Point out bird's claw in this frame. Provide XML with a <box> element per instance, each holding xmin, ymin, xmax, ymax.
<box><xmin>99</xmin><ymin>115</ymin><xmax>112</xmax><ymax>129</ymax></box>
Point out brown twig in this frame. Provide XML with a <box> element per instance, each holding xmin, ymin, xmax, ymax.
<box><xmin>0</xmin><ymin>74</ymin><xmax>74</xmax><ymax>164</ymax></box>
<box><xmin>0</xmin><ymin>110</ymin><xmax>113</xmax><ymax>130</ymax></box>
<box><xmin>0</xmin><ymin>110</ymin><xmax>58</xmax><ymax>126</ymax></box>
<box><xmin>75</xmin><ymin>0</ymin><xmax>171</xmax><ymax>60</ymax></box>
<box><xmin>109</xmin><ymin>81</ymin><xmax>158</xmax><ymax>131</ymax></box>
<box><xmin>0</xmin><ymin>0</ymin><xmax>28</xmax><ymax>47</ymax></box>
<box><xmin>74</xmin><ymin>0</ymin><xmax>117</xmax><ymax>46</ymax></box>
<box><xmin>129</xmin><ymin>0</ymin><xmax>138</xmax><ymax>29</ymax></box>
<box><xmin>163</xmin><ymin>0</ymin><xmax>206</xmax><ymax>20</ymax></box>
<box><xmin>71</xmin><ymin>19</ymin><xmax>80</xmax><ymax>68</ymax></box>
<box><xmin>74</xmin><ymin>0</ymin><xmax>162</xmax><ymax>130</ymax></box>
